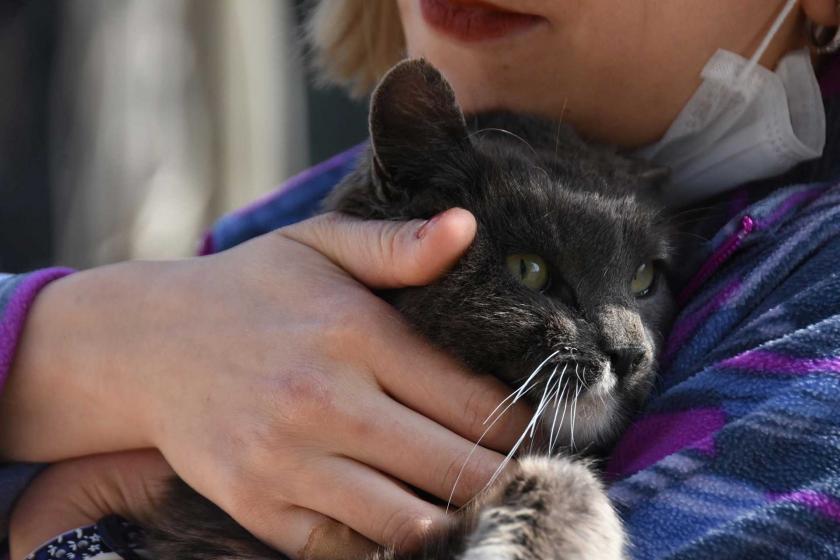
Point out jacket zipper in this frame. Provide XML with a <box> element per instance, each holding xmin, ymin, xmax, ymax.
<box><xmin>676</xmin><ymin>215</ymin><xmax>755</xmax><ymax>307</ymax></box>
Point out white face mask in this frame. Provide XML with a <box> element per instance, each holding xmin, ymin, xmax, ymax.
<box><xmin>637</xmin><ymin>0</ymin><xmax>826</xmax><ymax>206</ymax></box>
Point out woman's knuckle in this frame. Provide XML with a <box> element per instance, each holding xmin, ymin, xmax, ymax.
<box><xmin>462</xmin><ymin>384</ymin><xmax>495</xmax><ymax>437</ymax></box>
<box><xmin>381</xmin><ymin>510</ymin><xmax>430</xmax><ymax>551</ymax></box>
<box><xmin>269</xmin><ymin>370</ymin><xmax>337</xmax><ymax>424</ymax></box>
<box><xmin>440</xmin><ymin>453</ymin><xmax>470</xmax><ymax>494</ymax></box>
<box><xmin>344</xmin><ymin>409</ymin><xmax>378</xmax><ymax>439</ymax></box>
<box><xmin>369</xmin><ymin>223</ymin><xmax>408</xmax><ymax>284</ymax></box>
<box><xmin>279</xmin><ymin>212</ymin><xmax>336</xmax><ymax>244</ymax></box>
<box><xmin>441</xmin><ymin>451</ymin><xmax>494</xmax><ymax>502</ymax></box>
<box><xmin>220</xmin><ymin>468</ymin><xmax>263</xmax><ymax>516</ymax></box>
<box><xmin>223</xmin><ymin>453</ymin><xmax>308</xmax><ymax>514</ymax></box>
<box><xmin>378</xmin><ymin>223</ymin><xmax>400</xmax><ymax>264</ymax></box>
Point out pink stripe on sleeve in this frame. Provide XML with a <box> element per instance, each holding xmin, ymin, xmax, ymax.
<box><xmin>0</xmin><ymin>268</ymin><xmax>74</xmax><ymax>394</ymax></box>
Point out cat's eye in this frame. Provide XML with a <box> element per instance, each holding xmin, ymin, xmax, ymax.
<box><xmin>631</xmin><ymin>261</ymin><xmax>657</xmax><ymax>297</ymax></box>
<box><xmin>506</xmin><ymin>254</ymin><xmax>550</xmax><ymax>292</ymax></box>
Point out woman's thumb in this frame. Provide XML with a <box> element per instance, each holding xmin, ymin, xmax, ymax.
<box><xmin>278</xmin><ymin>208</ymin><xmax>476</xmax><ymax>289</ymax></box>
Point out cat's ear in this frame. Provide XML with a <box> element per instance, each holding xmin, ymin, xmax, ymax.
<box><xmin>368</xmin><ymin>59</ymin><xmax>471</xmax><ymax>187</ymax></box>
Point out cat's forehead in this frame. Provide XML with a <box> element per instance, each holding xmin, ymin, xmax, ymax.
<box><xmin>472</xmin><ymin>166</ymin><xmax>668</xmax><ymax>268</ymax></box>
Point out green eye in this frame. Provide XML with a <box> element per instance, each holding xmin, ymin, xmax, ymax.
<box><xmin>631</xmin><ymin>261</ymin><xmax>657</xmax><ymax>297</ymax></box>
<box><xmin>506</xmin><ymin>254</ymin><xmax>550</xmax><ymax>292</ymax></box>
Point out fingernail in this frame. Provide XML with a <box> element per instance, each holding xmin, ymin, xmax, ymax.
<box><xmin>416</xmin><ymin>210</ymin><xmax>447</xmax><ymax>240</ymax></box>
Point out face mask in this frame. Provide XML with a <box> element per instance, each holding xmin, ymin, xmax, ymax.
<box><xmin>637</xmin><ymin>0</ymin><xmax>826</xmax><ymax>206</ymax></box>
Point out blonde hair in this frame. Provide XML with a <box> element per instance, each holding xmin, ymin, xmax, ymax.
<box><xmin>306</xmin><ymin>0</ymin><xmax>406</xmax><ymax>97</ymax></box>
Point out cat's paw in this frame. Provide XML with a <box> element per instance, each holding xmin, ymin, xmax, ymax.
<box><xmin>462</xmin><ymin>457</ymin><xmax>625</xmax><ymax>560</ymax></box>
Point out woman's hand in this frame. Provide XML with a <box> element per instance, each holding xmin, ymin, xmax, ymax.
<box><xmin>9</xmin><ymin>450</ymin><xmax>173</xmax><ymax>560</ymax></box>
<box><xmin>0</xmin><ymin>209</ymin><xmax>532</xmax><ymax>558</ymax></box>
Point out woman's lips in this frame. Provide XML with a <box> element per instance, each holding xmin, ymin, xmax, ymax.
<box><xmin>420</xmin><ymin>0</ymin><xmax>544</xmax><ymax>42</ymax></box>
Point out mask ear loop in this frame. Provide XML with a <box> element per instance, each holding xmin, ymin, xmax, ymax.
<box><xmin>736</xmin><ymin>0</ymin><xmax>798</xmax><ymax>85</ymax></box>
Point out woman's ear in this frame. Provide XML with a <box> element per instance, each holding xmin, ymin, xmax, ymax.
<box><xmin>801</xmin><ymin>0</ymin><xmax>839</xmax><ymax>27</ymax></box>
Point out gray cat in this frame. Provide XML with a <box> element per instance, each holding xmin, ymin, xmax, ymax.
<box><xmin>144</xmin><ymin>59</ymin><xmax>675</xmax><ymax>560</ymax></box>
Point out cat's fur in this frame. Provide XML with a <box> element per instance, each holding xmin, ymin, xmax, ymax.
<box><xmin>145</xmin><ymin>60</ymin><xmax>675</xmax><ymax>560</ymax></box>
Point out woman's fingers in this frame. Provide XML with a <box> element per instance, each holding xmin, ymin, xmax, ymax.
<box><xmin>279</xmin><ymin>208</ymin><xmax>477</xmax><ymax>289</ymax></box>
<box><xmin>296</xmin><ymin>458</ymin><xmax>445</xmax><ymax>553</ymax></box>
<box><xmin>249</xmin><ymin>505</ymin><xmax>378</xmax><ymax>560</ymax></box>
<box><xmin>335</xmin><ymin>394</ymin><xmax>514</xmax><ymax>507</ymax></box>
<box><xmin>367</xmin><ymin>327</ymin><xmax>533</xmax><ymax>453</ymax></box>
<box><xmin>244</xmin><ymin>460</ymin><xmax>442</xmax><ymax>557</ymax></box>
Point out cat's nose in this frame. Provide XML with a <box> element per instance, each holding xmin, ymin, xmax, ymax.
<box><xmin>608</xmin><ymin>346</ymin><xmax>645</xmax><ymax>379</ymax></box>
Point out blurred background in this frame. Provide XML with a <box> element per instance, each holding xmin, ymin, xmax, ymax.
<box><xmin>0</xmin><ymin>0</ymin><xmax>369</xmax><ymax>272</ymax></box>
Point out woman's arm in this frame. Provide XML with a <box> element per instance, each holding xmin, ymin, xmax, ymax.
<box><xmin>0</xmin><ymin>269</ymin><xmax>74</xmax><ymax>392</ymax></box>
<box><xmin>8</xmin><ymin>450</ymin><xmax>173</xmax><ymax>560</ymax></box>
<box><xmin>0</xmin><ymin>210</ymin><xmax>532</xmax><ymax>558</ymax></box>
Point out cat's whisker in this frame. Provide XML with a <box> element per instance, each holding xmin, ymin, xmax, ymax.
<box><xmin>487</xmin><ymin>382</ymin><xmax>539</xmax><ymax>431</ymax></box>
<box><xmin>470</xmin><ymin>127</ymin><xmax>551</xmax><ymax>182</ymax></box>
<box><xmin>469</xmin><ymin>127</ymin><xmax>539</xmax><ymax>159</ymax></box>
<box><xmin>549</xmin><ymin>372</ymin><xmax>570</xmax><ymax>454</ymax></box>
<box><xmin>553</xmin><ymin>97</ymin><xmax>569</xmax><ymax>156</ymax></box>
<box><xmin>483</xmin><ymin>379</ymin><xmax>531</xmax><ymax>426</ymax></box>
<box><xmin>528</xmin><ymin>366</ymin><xmax>562</xmax><ymax>453</ymax></box>
<box><xmin>547</xmin><ymin>382</ymin><xmax>562</xmax><ymax>453</ymax></box>
<box><xmin>486</xmin><ymin>375</ymin><xmax>559</xmax><ymax>490</ymax></box>
<box><xmin>454</xmin><ymin>354</ymin><xmax>562</xmax><ymax>511</ymax></box>
<box><xmin>575</xmin><ymin>362</ymin><xmax>590</xmax><ymax>392</ymax></box>
<box><xmin>482</xmin><ymin>349</ymin><xmax>558</xmax><ymax>429</ymax></box>
<box><xmin>446</xmin><ymin>379</ymin><xmax>542</xmax><ymax>512</ymax></box>
<box><xmin>528</xmin><ymin>387</ymin><xmax>553</xmax><ymax>453</ymax></box>
<box><xmin>484</xmin><ymin>350</ymin><xmax>556</xmax><ymax>421</ymax></box>
<box><xmin>570</xmin><ymin>383</ymin><xmax>583</xmax><ymax>452</ymax></box>
<box><xmin>552</xmin><ymin>403</ymin><xmax>569</xmax><ymax>455</ymax></box>
<box><xmin>553</xmin><ymin>377</ymin><xmax>574</xmax><ymax>455</ymax></box>
<box><xmin>530</xmin><ymin>365</ymin><xmax>558</xmax><ymax>440</ymax></box>
<box><xmin>485</xmin><ymin>413</ymin><xmax>534</xmax><ymax>491</ymax></box>
<box><xmin>513</xmin><ymin>350</ymin><xmax>560</xmax><ymax>398</ymax></box>
<box><xmin>597</xmin><ymin>368</ymin><xmax>609</xmax><ymax>408</ymax></box>
<box><xmin>673</xmin><ymin>230</ymin><xmax>711</xmax><ymax>243</ymax></box>
<box><xmin>666</xmin><ymin>204</ymin><xmax>718</xmax><ymax>221</ymax></box>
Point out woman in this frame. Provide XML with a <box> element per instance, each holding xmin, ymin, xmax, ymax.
<box><xmin>4</xmin><ymin>0</ymin><xmax>840</xmax><ymax>558</ymax></box>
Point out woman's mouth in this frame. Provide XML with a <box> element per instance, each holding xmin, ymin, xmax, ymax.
<box><xmin>419</xmin><ymin>0</ymin><xmax>545</xmax><ymax>43</ymax></box>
